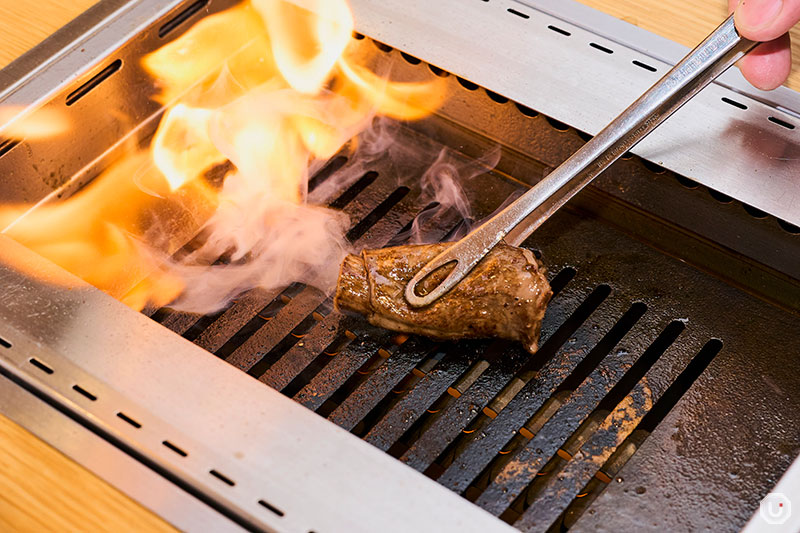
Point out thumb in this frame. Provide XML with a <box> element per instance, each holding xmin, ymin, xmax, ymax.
<box><xmin>734</xmin><ymin>0</ymin><xmax>800</xmax><ymax>41</ymax></box>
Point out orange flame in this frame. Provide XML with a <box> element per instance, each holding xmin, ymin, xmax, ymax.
<box><xmin>1</xmin><ymin>0</ymin><xmax>446</xmax><ymax>311</ymax></box>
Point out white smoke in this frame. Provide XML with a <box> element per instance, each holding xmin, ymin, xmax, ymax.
<box><xmin>160</xmin><ymin>107</ymin><xmax>502</xmax><ymax>314</ymax></box>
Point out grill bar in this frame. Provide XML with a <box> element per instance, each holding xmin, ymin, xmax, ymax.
<box><xmin>512</xmin><ymin>339</ymin><xmax>722</xmax><ymax>529</ymax></box>
<box><xmin>473</xmin><ymin>316</ymin><xmax>694</xmax><ymax>517</ymax></box>
<box><xmin>327</xmin><ymin>336</ymin><xmax>437</xmax><ymax>431</ymax></box>
<box><xmin>363</xmin><ymin>340</ymin><xmax>491</xmax><ymax>451</ymax></box>
<box><xmin>398</xmin><ymin>277</ymin><xmax>611</xmax><ymax>473</ymax></box>
<box><xmin>436</xmin><ymin>300</ymin><xmax>650</xmax><ymax>493</ymax></box>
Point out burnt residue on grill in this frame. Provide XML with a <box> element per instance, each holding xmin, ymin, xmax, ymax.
<box><xmin>146</xmin><ymin>77</ymin><xmax>800</xmax><ymax>533</ymax></box>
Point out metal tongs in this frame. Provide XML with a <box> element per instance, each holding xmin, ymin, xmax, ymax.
<box><xmin>405</xmin><ymin>14</ymin><xmax>758</xmax><ymax>308</ymax></box>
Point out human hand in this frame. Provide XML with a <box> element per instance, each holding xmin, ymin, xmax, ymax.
<box><xmin>729</xmin><ymin>0</ymin><xmax>800</xmax><ymax>90</ymax></box>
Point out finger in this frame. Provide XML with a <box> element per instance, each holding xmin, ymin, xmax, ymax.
<box><xmin>737</xmin><ymin>33</ymin><xmax>793</xmax><ymax>89</ymax></box>
<box><xmin>733</xmin><ymin>0</ymin><xmax>800</xmax><ymax>42</ymax></box>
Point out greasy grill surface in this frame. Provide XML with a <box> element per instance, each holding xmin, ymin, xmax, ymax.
<box><xmin>148</xmin><ymin>123</ymin><xmax>800</xmax><ymax>532</ymax></box>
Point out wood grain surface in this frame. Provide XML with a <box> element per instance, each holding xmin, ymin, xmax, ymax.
<box><xmin>0</xmin><ymin>414</ymin><xmax>173</xmax><ymax>532</ymax></box>
<box><xmin>0</xmin><ymin>1</ymin><xmax>98</xmax><ymax>69</ymax></box>
<box><xmin>577</xmin><ymin>0</ymin><xmax>800</xmax><ymax>90</ymax></box>
<box><xmin>0</xmin><ymin>0</ymin><xmax>797</xmax><ymax>531</ymax></box>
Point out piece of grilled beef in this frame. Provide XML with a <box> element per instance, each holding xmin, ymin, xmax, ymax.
<box><xmin>335</xmin><ymin>243</ymin><xmax>552</xmax><ymax>353</ymax></box>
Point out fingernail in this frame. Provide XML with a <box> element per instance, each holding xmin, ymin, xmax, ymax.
<box><xmin>737</xmin><ymin>0</ymin><xmax>783</xmax><ymax>31</ymax></box>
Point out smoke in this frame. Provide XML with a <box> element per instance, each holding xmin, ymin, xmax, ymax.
<box><xmin>163</xmin><ymin>86</ymin><xmax>364</xmax><ymax>313</ymax></box>
<box><xmin>167</xmin><ymin>201</ymin><xmax>350</xmax><ymax>312</ymax></box>
<box><xmin>162</xmin><ymin>113</ymin><xmax>503</xmax><ymax>314</ymax></box>
<box><xmin>410</xmin><ymin>145</ymin><xmax>501</xmax><ymax>243</ymax></box>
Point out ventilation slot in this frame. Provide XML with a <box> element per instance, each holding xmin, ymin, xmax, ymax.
<box><xmin>548</xmin><ymin>25</ymin><xmax>571</xmax><ymax>37</ymax></box>
<box><xmin>639</xmin><ymin>339</ymin><xmax>723</xmax><ymax>430</ymax></box>
<box><xmin>515</xmin><ymin>103</ymin><xmax>539</xmax><ymax>117</ymax></box>
<box><xmin>507</xmin><ymin>8</ymin><xmax>530</xmax><ymax>19</ymax></box>
<box><xmin>457</xmin><ymin>77</ymin><xmax>479</xmax><ymax>91</ymax></box>
<box><xmin>548</xmin><ymin>267</ymin><xmax>578</xmax><ymax>295</ymax></box>
<box><xmin>163</xmin><ymin>440</ymin><xmax>188</xmax><ymax>457</ymax></box>
<box><xmin>555</xmin><ymin>304</ymin><xmax>649</xmax><ymax>399</ymax></box>
<box><xmin>768</xmin><ymin>116</ymin><xmax>795</xmax><ymax>130</ymax></box>
<box><xmin>742</xmin><ymin>204</ymin><xmax>767</xmax><ymax>219</ymax></box>
<box><xmin>641</xmin><ymin>159</ymin><xmax>666</xmax><ymax>174</ymax></box>
<box><xmin>372</xmin><ymin>40</ymin><xmax>393</xmax><ymax>53</ymax></box>
<box><xmin>66</xmin><ymin>59</ymin><xmax>122</xmax><ymax>106</ymax></box>
<box><xmin>308</xmin><ymin>155</ymin><xmax>347</xmax><ymax>193</ymax></box>
<box><xmin>209</xmin><ymin>469</ymin><xmax>236</xmax><ymax>486</ymax></box>
<box><xmin>675</xmin><ymin>175</ymin><xmax>699</xmax><ymax>189</ymax></box>
<box><xmin>386</xmin><ymin>201</ymin><xmax>440</xmax><ymax>247</ymax></box>
<box><xmin>401</xmin><ymin>52</ymin><xmax>421</xmax><ymax>65</ymax></box>
<box><xmin>72</xmin><ymin>384</ymin><xmax>97</xmax><ymax>401</ymax></box>
<box><xmin>0</xmin><ymin>336</ymin><xmax>10</xmax><ymax>349</ymax></box>
<box><xmin>347</xmin><ymin>186</ymin><xmax>410</xmax><ymax>242</ymax></box>
<box><xmin>778</xmin><ymin>219</ymin><xmax>800</xmax><ymax>234</ymax></box>
<box><xmin>258</xmin><ymin>499</ymin><xmax>285</xmax><ymax>517</ymax></box>
<box><xmin>428</xmin><ymin>65</ymin><xmax>450</xmax><ymax>78</ymax></box>
<box><xmin>589</xmin><ymin>43</ymin><xmax>614</xmax><ymax>54</ymax></box>
<box><xmin>591</xmin><ymin>321</ymin><xmax>685</xmax><ymax>415</ymax></box>
<box><xmin>117</xmin><ymin>412</ymin><xmax>142</xmax><ymax>429</ymax></box>
<box><xmin>329</xmin><ymin>171</ymin><xmax>379</xmax><ymax>209</ymax></box>
<box><xmin>486</xmin><ymin>90</ymin><xmax>509</xmax><ymax>104</ymax></box>
<box><xmin>545</xmin><ymin>116</ymin><xmax>570</xmax><ymax>131</ymax></box>
<box><xmin>708</xmin><ymin>188</ymin><xmax>733</xmax><ymax>204</ymax></box>
<box><xmin>721</xmin><ymin>97</ymin><xmax>747</xmax><ymax>110</ymax></box>
<box><xmin>0</xmin><ymin>139</ymin><xmax>21</xmax><ymax>159</ymax></box>
<box><xmin>632</xmin><ymin>60</ymin><xmax>657</xmax><ymax>72</ymax></box>
<box><xmin>158</xmin><ymin>0</ymin><xmax>208</xmax><ymax>38</ymax></box>
<box><xmin>29</xmin><ymin>358</ymin><xmax>54</xmax><ymax>375</ymax></box>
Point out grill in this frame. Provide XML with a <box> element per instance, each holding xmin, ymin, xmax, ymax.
<box><xmin>0</xmin><ymin>1</ymin><xmax>799</xmax><ymax>532</ymax></box>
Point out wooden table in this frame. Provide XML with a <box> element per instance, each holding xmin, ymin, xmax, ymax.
<box><xmin>577</xmin><ymin>0</ymin><xmax>800</xmax><ymax>90</ymax></box>
<box><xmin>1</xmin><ymin>0</ymin><xmax>798</xmax><ymax>530</ymax></box>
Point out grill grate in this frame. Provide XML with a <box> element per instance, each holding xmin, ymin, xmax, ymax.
<box><xmin>142</xmin><ymin>119</ymin><xmax>761</xmax><ymax>531</ymax></box>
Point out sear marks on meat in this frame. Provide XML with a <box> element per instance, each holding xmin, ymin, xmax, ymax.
<box><xmin>335</xmin><ymin>243</ymin><xmax>552</xmax><ymax>354</ymax></box>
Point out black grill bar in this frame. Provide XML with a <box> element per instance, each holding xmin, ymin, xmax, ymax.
<box><xmin>553</xmin><ymin>339</ymin><xmax>723</xmax><ymax>531</ymax></box>
<box><xmin>398</xmin><ymin>278</ymin><xmax>612</xmax><ymax>473</ymax></box>
<box><xmin>435</xmin><ymin>299</ymin><xmax>648</xmax><ymax>493</ymax></box>
<box><xmin>227</xmin><ymin>286</ymin><xmax>328</xmax><ymax>372</ymax></box>
<box><xmin>213</xmin><ymin>284</ymin><xmax>302</xmax><ymax>360</ymax></box>
<box><xmin>476</xmin><ymin>317</ymin><xmax>693</xmax><ymax>519</ymax></box>
<box><xmin>361</xmin><ymin>340</ymin><xmax>490</xmax><ymax>451</ymax></box>
<box><xmin>294</xmin><ymin>327</ymin><xmax>398</xmax><ymax>410</ymax></box>
<box><xmin>397</xmin><ymin>341</ymin><xmax>535</xmax><ymax>473</ymax></box>
<box><xmin>327</xmin><ymin>336</ymin><xmax>437</xmax><ymax>431</ymax></box>
<box><xmin>261</xmin><ymin>205</ymin><xmax>465</xmax><ymax>392</ymax></box>
<box><xmin>512</xmin><ymin>337</ymin><xmax>719</xmax><ymax>530</ymax></box>
<box><xmin>262</xmin><ymin>313</ymin><xmax>357</xmax><ymax>391</ymax></box>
